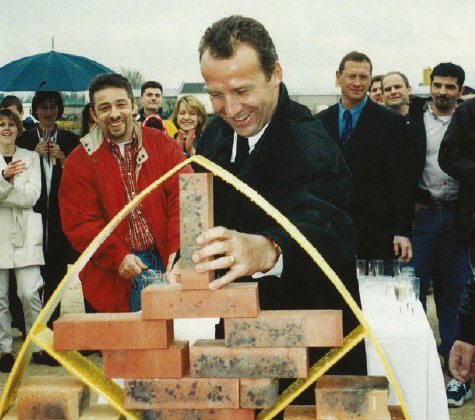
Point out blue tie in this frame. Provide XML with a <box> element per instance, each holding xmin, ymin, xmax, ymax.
<box><xmin>342</xmin><ymin>109</ymin><xmax>353</xmax><ymax>150</ymax></box>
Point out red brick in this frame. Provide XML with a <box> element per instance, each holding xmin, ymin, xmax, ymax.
<box><xmin>190</xmin><ymin>339</ymin><xmax>308</xmax><ymax>378</ymax></box>
<box><xmin>315</xmin><ymin>376</ymin><xmax>391</xmax><ymax>420</ymax></box>
<box><xmin>53</xmin><ymin>313</ymin><xmax>173</xmax><ymax>350</ymax></box>
<box><xmin>240</xmin><ymin>378</ymin><xmax>279</xmax><ymax>408</ymax></box>
<box><xmin>225</xmin><ymin>310</ymin><xmax>343</xmax><ymax>348</ymax></box>
<box><xmin>103</xmin><ymin>340</ymin><xmax>189</xmax><ymax>379</ymax></box>
<box><xmin>142</xmin><ymin>283</ymin><xmax>259</xmax><ymax>319</ymax></box>
<box><xmin>18</xmin><ymin>376</ymin><xmax>90</xmax><ymax>420</ymax></box>
<box><xmin>389</xmin><ymin>406</ymin><xmax>405</xmax><ymax>420</ymax></box>
<box><xmin>283</xmin><ymin>406</ymin><xmax>316</xmax><ymax>419</ymax></box>
<box><xmin>180</xmin><ymin>173</ymin><xmax>214</xmax><ymax>290</ymax></box>
<box><xmin>142</xmin><ymin>409</ymin><xmax>255</xmax><ymax>420</ymax></box>
<box><xmin>78</xmin><ymin>405</ymin><xmax>126</xmax><ymax>420</ymax></box>
<box><xmin>124</xmin><ymin>377</ymin><xmax>239</xmax><ymax>409</ymax></box>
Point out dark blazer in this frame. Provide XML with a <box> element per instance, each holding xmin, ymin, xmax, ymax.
<box><xmin>316</xmin><ymin>98</ymin><xmax>415</xmax><ymax>260</ymax></box>
<box><xmin>196</xmin><ymin>84</ymin><xmax>366</xmax><ymax>377</ymax></box>
<box><xmin>17</xmin><ymin>125</ymin><xmax>79</xmax><ymax>261</ymax></box>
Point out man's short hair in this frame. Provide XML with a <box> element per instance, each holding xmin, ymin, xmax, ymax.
<box><xmin>89</xmin><ymin>73</ymin><xmax>134</xmax><ymax>111</ymax></box>
<box><xmin>198</xmin><ymin>15</ymin><xmax>279</xmax><ymax>80</ymax></box>
<box><xmin>431</xmin><ymin>63</ymin><xmax>465</xmax><ymax>88</ymax></box>
<box><xmin>141</xmin><ymin>81</ymin><xmax>163</xmax><ymax>96</ymax></box>
<box><xmin>0</xmin><ymin>108</ymin><xmax>23</xmax><ymax>136</ymax></box>
<box><xmin>0</xmin><ymin>95</ymin><xmax>23</xmax><ymax>114</ymax></box>
<box><xmin>370</xmin><ymin>75</ymin><xmax>383</xmax><ymax>90</ymax></box>
<box><xmin>382</xmin><ymin>71</ymin><xmax>410</xmax><ymax>89</ymax></box>
<box><xmin>32</xmin><ymin>91</ymin><xmax>64</xmax><ymax>120</ymax></box>
<box><xmin>338</xmin><ymin>51</ymin><xmax>373</xmax><ymax>74</ymax></box>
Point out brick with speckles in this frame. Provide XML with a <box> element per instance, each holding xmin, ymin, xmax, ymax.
<box><xmin>124</xmin><ymin>377</ymin><xmax>239</xmax><ymax>410</ymax></box>
<box><xmin>240</xmin><ymin>378</ymin><xmax>279</xmax><ymax>408</ymax></box>
<box><xmin>142</xmin><ymin>408</ymin><xmax>255</xmax><ymax>420</ymax></box>
<box><xmin>283</xmin><ymin>406</ymin><xmax>316</xmax><ymax>419</ymax></box>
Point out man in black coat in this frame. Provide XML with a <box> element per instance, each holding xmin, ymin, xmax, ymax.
<box><xmin>17</xmin><ymin>91</ymin><xmax>79</xmax><ymax>329</ymax></box>
<box><xmin>316</xmin><ymin>51</ymin><xmax>414</xmax><ymax>268</ymax></box>
<box><xmin>171</xmin><ymin>15</ymin><xmax>366</xmax><ymax>412</ymax></box>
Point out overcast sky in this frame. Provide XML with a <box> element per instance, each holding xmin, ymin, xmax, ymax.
<box><xmin>1</xmin><ymin>0</ymin><xmax>474</xmax><ymax>91</ymax></box>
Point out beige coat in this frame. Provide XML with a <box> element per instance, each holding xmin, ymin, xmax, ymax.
<box><xmin>0</xmin><ymin>147</ymin><xmax>44</xmax><ymax>269</ymax></box>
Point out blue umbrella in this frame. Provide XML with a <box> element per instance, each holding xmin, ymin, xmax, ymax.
<box><xmin>0</xmin><ymin>50</ymin><xmax>113</xmax><ymax>92</ymax></box>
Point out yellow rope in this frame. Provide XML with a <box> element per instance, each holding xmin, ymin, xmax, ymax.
<box><xmin>0</xmin><ymin>155</ymin><xmax>410</xmax><ymax>420</ymax></box>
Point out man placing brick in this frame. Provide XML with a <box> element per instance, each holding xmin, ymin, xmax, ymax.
<box><xmin>59</xmin><ymin>73</ymin><xmax>192</xmax><ymax>313</ymax></box>
<box><xmin>170</xmin><ymin>14</ymin><xmax>366</xmax><ymax>408</ymax></box>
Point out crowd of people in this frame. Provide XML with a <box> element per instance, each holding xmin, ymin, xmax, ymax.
<box><xmin>1</xmin><ymin>14</ymin><xmax>475</xmax><ymax>414</ymax></box>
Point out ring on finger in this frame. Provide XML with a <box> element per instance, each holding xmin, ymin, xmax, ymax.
<box><xmin>228</xmin><ymin>254</ymin><xmax>235</xmax><ymax>266</ymax></box>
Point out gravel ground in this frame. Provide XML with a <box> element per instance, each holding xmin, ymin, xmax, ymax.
<box><xmin>0</xmin><ymin>275</ymin><xmax>473</xmax><ymax>419</ymax></box>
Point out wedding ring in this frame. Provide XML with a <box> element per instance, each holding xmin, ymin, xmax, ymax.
<box><xmin>228</xmin><ymin>255</ymin><xmax>235</xmax><ymax>266</ymax></box>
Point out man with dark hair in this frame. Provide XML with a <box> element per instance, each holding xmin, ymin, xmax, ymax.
<box><xmin>382</xmin><ymin>71</ymin><xmax>412</xmax><ymax>115</ymax></box>
<box><xmin>317</xmin><ymin>51</ymin><xmax>414</xmax><ymax>268</ymax></box>
<box><xmin>17</xmin><ymin>90</ymin><xmax>79</xmax><ymax>335</ymax></box>
<box><xmin>176</xmin><ymin>15</ymin><xmax>365</xmax><ymax>412</ymax></box>
<box><xmin>59</xmin><ymin>73</ymin><xmax>192</xmax><ymax>313</ymax></box>
<box><xmin>406</xmin><ymin>62</ymin><xmax>470</xmax><ymax>405</ymax></box>
<box><xmin>0</xmin><ymin>95</ymin><xmax>35</xmax><ymax>130</ymax></box>
<box><xmin>138</xmin><ymin>80</ymin><xmax>176</xmax><ymax>135</ymax></box>
<box><xmin>369</xmin><ymin>75</ymin><xmax>385</xmax><ymax>106</ymax></box>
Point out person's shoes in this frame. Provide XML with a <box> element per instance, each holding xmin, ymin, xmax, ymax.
<box><xmin>447</xmin><ymin>378</ymin><xmax>472</xmax><ymax>407</ymax></box>
<box><xmin>32</xmin><ymin>351</ymin><xmax>60</xmax><ymax>367</ymax></box>
<box><xmin>0</xmin><ymin>353</ymin><xmax>15</xmax><ymax>373</ymax></box>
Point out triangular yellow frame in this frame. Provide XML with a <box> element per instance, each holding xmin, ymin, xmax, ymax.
<box><xmin>0</xmin><ymin>155</ymin><xmax>410</xmax><ymax>420</ymax></box>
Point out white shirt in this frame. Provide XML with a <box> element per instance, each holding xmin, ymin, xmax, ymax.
<box><xmin>230</xmin><ymin>124</ymin><xmax>283</xmax><ymax>278</ymax></box>
<box><xmin>419</xmin><ymin>104</ymin><xmax>458</xmax><ymax>201</ymax></box>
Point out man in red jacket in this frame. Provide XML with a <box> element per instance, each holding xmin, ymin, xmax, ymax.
<box><xmin>59</xmin><ymin>73</ymin><xmax>191</xmax><ymax>313</ymax></box>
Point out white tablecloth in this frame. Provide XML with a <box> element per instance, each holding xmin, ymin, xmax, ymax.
<box><xmin>362</xmin><ymin>299</ymin><xmax>449</xmax><ymax>420</ymax></box>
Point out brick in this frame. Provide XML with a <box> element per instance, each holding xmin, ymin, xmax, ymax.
<box><xmin>180</xmin><ymin>173</ymin><xmax>214</xmax><ymax>290</ymax></box>
<box><xmin>53</xmin><ymin>313</ymin><xmax>174</xmax><ymax>350</ymax></box>
<box><xmin>18</xmin><ymin>376</ymin><xmax>90</xmax><ymax>420</ymax></box>
<box><xmin>315</xmin><ymin>376</ymin><xmax>391</xmax><ymax>420</ymax></box>
<box><xmin>190</xmin><ymin>339</ymin><xmax>308</xmax><ymax>378</ymax></box>
<box><xmin>389</xmin><ymin>406</ymin><xmax>405</xmax><ymax>420</ymax></box>
<box><xmin>240</xmin><ymin>378</ymin><xmax>279</xmax><ymax>409</ymax></box>
<box><xmin>103</xmin><ymin>340</ymin><xmax>189</xmax><ymax>379</ymax></box>
<box><xmin>142</xmin><ymin>283</ymin><xmax>259</xmax><ymax>319</ymax></box>
<box><xmin>78</xmin><ymin>405</ymin><xmax>126</xmax><ymax>420</ymax></box>
<box><xmin>225</xmin><ymin>310</ymin><xmax>343</xmax><ymax>348</ymax></box>
<box><xmin>124</xmin><ymin>377</ymin><xmax>239</xmax><ymax>409</ymax></box>
<box><xmin>283</xmin><ymin>406</ymin><xmax>316</xmax><ymax>420</ymax></box>
<box><xmin>142</xmin><ymin>409</ymin><xmax>255</xmax><ymax>420</ymax></box>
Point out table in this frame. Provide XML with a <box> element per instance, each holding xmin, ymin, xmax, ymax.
<box><xmin>361</xmin><ymin>293</ymin><xmax>450</xmax><ymax>420</ymax></box>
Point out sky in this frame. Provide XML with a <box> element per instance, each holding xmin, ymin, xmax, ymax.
<box><xmin>1</xmin><ymin>0</ymin><xmax>474</xmax><ymax>92</ymax></box>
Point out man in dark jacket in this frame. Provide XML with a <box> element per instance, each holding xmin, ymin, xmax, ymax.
<box><xmin>176</xmin><ymin>15</ymin><xmax>365</xmax><ymax>413</ymax></box>
<box><xmin>438</xmin><ymin>96</ymin><xmax>475</xmax><ymax>406</ymax></box>
<box><xmin>316</xmin><ymin>51</ymin><xmax>414</xmax><ymax>268</ymax></box>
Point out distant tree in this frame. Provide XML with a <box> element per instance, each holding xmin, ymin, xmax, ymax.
<box><xmin>120</xmin><ymin>68</ymin><xmax>145</xmax><ymax>89</ymax></box>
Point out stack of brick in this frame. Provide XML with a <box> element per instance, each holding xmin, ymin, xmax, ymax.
<box><xmin>51</xmin><ymin>174</ymin><xmax>396</xmax><ymax>419</ymax></box>
<box><xmin>4</xmin><ymin>376</ymin><xmax>124</xmax><ymax>420</ymax></box>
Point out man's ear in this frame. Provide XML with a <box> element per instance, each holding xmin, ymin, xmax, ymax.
<box><xmin>336</xmin><ymin>70</ymin><xmax>341</xmax><ymax>86</ymax></box>
<box><xmin>89</xmin><ymin>107</ymin><xmax>97</xmax><ymax>121</ymax></box>
<box><xmin>271</xmin><ymin>61</ymin><xmax>283</xmax><ymax>87</ymax></box>
<box><xmin>408</xmin><ymin>86</ymin><xmax>413</xmax><ymax>96</ymax></box>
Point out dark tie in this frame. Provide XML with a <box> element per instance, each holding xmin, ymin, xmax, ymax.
<box><xmin>235</xmin><ymin>135</ymin><xmax>250</xmax><ymax>164</ymax></box>
<box><xmin>341</xmin><ymin>109</ymin><xmax>353</xmax><ymax>150</ymax></box>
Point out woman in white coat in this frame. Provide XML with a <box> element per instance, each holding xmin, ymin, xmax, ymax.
<box><xmin>0</xmin><ymin>109</ymin><xmax>47</xmax><ymax>372</ymax></box>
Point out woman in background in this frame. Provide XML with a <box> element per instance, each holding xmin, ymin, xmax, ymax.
<box><xmin>171</xmin><ymin>95</ymin><xmax>207</xmax><ymax>157</ymax></box>
<box><xmin>0</xmin><ymin>109</ymin><xmax>55</xmax><ymax>372</ymax></box>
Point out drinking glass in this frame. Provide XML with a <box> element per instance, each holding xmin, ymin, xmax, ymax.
<box><xmin>369</xmin><ymin>259</ymin><xmax>384</xmax><ymax>276</ymax></box>
<box><xmin>356</xmin><ymin>259</ymin><xmax>367</xmax><ymax>277</ymax></box>
<box><xmin>140</xmin><ymin>269</ymin><xmax>167</xmax><ymax>288</ymax></box>
<box><xmin>393</xmin><ymin>259</ymin><xmax>404</xmax><ymax>276</ymax></box>
<box><xmin>401</xmin><ymin>266</ymin><xmax>416</xmax><ymax>277</ymax></box>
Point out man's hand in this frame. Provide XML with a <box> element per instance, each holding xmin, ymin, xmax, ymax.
<box><xmin>166</xmin><ymin>257</ymin><xmax>181</xmax><ymax>285</ymax></box>
<box><xmin>192</xmin><ymin>227</ymin><xmax>280</xmax><ymax>290</ymax></box>
<box><xmin>35</xmin><ymin>140</ymin><xmax>50</xmax><ymax>157</ymax></box>
<box><xmin>449</xmin><ymin>340</ymin><xmax>475</xmax><ymax>383</ymax></box>
<box><xmin>415</xmin><ymin>202</ymin><xmax>430</xmax><ymax>214</ymax></box>
<box><xmin>393</xmin><ymin>235</ymin><xmax>412</xmax><ymax>263</ymax></box>
<box><xmin>118</xmin><ymin>254</ymin><xmax>148</xmax><ymax>279</ymax></box>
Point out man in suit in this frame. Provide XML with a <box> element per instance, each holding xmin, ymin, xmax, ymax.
<box><xmin>170</xmin><ymin>15</ymin><xmax>366</xmax><ymax>413</ymax></box>
<box><xmin>17</xmin><ymin>91</ymin><xmax>79</xmax><ymax>330</ymax></box>
<box><xmin>316</xmin><ymin>51</ymin><xmax>414</xmax><ymax>269</ymax></box>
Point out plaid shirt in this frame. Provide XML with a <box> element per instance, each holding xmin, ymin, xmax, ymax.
<box><xmin>106</xmin><ymin>132</ymin><xmax>154</xmax><ymax>251</ymax></box>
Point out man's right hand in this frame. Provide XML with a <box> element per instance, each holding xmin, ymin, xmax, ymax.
<box><xmin>119</xmin><ymin>254</ymin><xmax>148</xmax><ymax>279</ymax></box>
<box><xmin>449</xmin><ymin>340</ymin><xmax>475</xmax><ymax>383</ymax></box>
